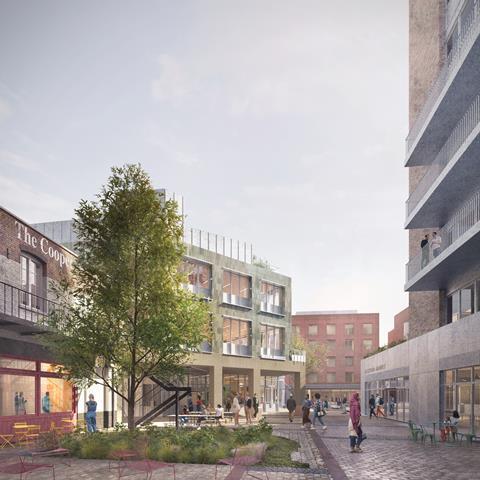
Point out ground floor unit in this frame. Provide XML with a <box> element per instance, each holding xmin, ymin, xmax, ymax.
<box><xmin>361</xmin><ymin>312</ymin><xmax>480</xmax><ymax>434</ymax></box>
<box><xmin>304</xmin><ymin>383</ymin><xmax>360</xmax><ymax>405</ymax></box>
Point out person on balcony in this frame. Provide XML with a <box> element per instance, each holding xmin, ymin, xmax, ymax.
<box><xmin>421</xmin><ymin>234</ymin><xmax>429</xmax><ymax>267</ymax></box>
<box><xmin>86</xmin><ymin>393</ymin><xmax>97</xmax><ymax>432</ymax></box>
<box><xmin>431</xmin><ymin>232</ymin><xmax>442</xmax><ymax>258</ymax></box>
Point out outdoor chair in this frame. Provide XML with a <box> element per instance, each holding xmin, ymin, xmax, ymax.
<box><xmin>407</xmin><ymin>421</ymin><xmax>422</xmax><ymax>441</ymax></box>
<box><xmin>458</xmin><ymin>432</ymin><xmax>476</xmax><ymax>446</ymax></box>
<box><xmin>419</xmin><ymin>426</ymin><xmax>435</xmax><ymax>445</ymax></box>
<box><xmin>0</xmin><ymin>454</ymin><xmax>55</xmax><ymax>479</ymax></box>
<box><xmin>215</xmin><ymin>444</ymin><xmax>268</xmax><ymax>480</ymax></box>
<box><xmin>118</xmin><ymin>460</ymin><xmax>175</xmax><ymax>480</ymax></box>
<box><xmin>108</xmin><ymin>449</ymin><xmax>138</xmax><ymax>471</ymax></box>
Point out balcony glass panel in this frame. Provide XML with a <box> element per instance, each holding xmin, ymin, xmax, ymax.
<box><xmin>259</xmin><ymin>282</ymin><xmax>285</xmax><ymax>315</ymax></box>
<box><xmin>222</xmin><ymin>271</ymin><xmax>252</xmax><ymax>308</ymax></box>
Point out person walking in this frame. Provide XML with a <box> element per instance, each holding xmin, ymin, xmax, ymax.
<box><xmin>302</xmin><ymin>394</ymin><xmax>312</xmax><ymax>428</ymax></box>
<box><xmin>286</xmin><ymin>394</ymin><xmax>296</xmax><ymax>422</ymax></box>
<box><xmin>421</xmin><ymin>234</ymin><xmax>429</xmax><ymax>267</ymax></box>
<box><xmin>245</xmin><ymin>394</ymin><xmax>253</xmax><ymax>424</ymax></box>
<box><xmin>232</xmin><ymin>393</ymin><xmax>241</xmax><ymax>427</ymax></box>
<box><xmin>19</xmin><ymin>392</ymin><xmax>27</xmax><ymax>415</ymax></box>
<box><xmin>349</xmin><ymin>392</ymin><xmax>364</xmax><ymax>452</ymax></box>
<box><xmin>312</xmin><ymin>393</ymin><xmax>327</xmax><ymax>430</ymax></box>
<box><xmin>431</xmin><ymin>231</ymin><xmax>442</xmax><ymax>258</ymax></box>
<box><xmin>252</xmin><ymin>393</ymin><xmax>259</xmax><ymax>418</ymax></box>
<box><xmin>368</xmin><ymin>394</ymin><xmax>377</xmax><ymax>419</ymax></box>
<box><xmin>375</xmin><ymin>394</ymin><xmax>385</xmax><ymax>418</ymax></box>
<box><xmin>85</xmin><ymin>393</ymin><xmax>97</xmax><ymax>432</ymax></box>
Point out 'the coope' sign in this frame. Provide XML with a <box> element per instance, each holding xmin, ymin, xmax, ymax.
<box><xmin>15</xmin><ymin>221</ymin><xmax>71</xmax><ymax>269</ymax></box>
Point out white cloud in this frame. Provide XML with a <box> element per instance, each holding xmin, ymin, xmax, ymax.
<box><xmin>0</xmin><ymin>175</ymin><xmax>72</xmax><ymax>222</ymax></box>
<box><xmin>0</xmin><ymin>98</ymin><xmax>11</xmax><ymax>123</ymax></box>
<box><xmin>151</xmin><ymin>54</ymin><xmax>195</xmax><ymax>103</ymax></box>
<box><xmin>0</xmin><ymin>150</ymin><xmax>40</xmax><ymax>172</ymax></box>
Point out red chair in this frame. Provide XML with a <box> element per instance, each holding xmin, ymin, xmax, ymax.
<box><xmin>0</xmin><ymin>455</ymin><xmax>55</xmax><ymax>479</ymax></box>
<box><xmin>216</xmin><ymin>447</ymin><xmax>269</xmax><ymax>480</ymax></box>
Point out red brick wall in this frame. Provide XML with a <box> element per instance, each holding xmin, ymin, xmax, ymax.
<box><xmin>292</xmin><ymin>312</ymin><xmax>380</xmax><ymax>385</ymax></box>
<box><xmin>0</xmin><ymin>207</ymin><xmax>75</xmax><ymax>284</ymax></box>
<box><xmin>388</xmin><ymin>307</ymin><xmax>409</xmax><ymax>344</ymax></box>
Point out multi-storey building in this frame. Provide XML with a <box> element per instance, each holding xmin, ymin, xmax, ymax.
<box><xmin>387</xmin><ymin>307</ymin><xmax>410</xmax><ymax>344</ymax></box>
<box><xmin>0</xmin><ymin>206</ymin><xmax>116</xmax><ymax>433</ymax></box>
<box><xmin>362</xmin><ymin>0</ymin><xmax>480</xmax><ymax>432</ymax></box>
<box><xmin>33</xmin><ymin>220</ymin><xmax>306</xmax><ymax>421</ymax></box>
<box><xmin>292</xmin><ymin>311</ymin><xmax>379</xmax><ymax>402</ymax></box>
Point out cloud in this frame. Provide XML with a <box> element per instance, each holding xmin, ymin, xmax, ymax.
<box><xmin>0</xmin><ymin>175</ymin><xmax>72</xmax><ymax>222</ymax></box>
<box><xmin>147</xmin><ymin>128</ymin><xmax>199</xmax><ymax>167</ymax></box>
<box><xmin>151</xmin><ymin>54</ymin><xmax>195</xmax><ymax>103</ymax></box>
<box><xmin>0</xmin><ymin>150</ymin><xmax>40</xmax><ymax>172</ymax></box>
<box><xmin>0</xmin><ymin>98</ymin><xmax>11</xmax><ymax>123</ymax></box>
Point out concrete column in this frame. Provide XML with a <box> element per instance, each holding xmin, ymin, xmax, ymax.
<box><xmin>293</xmin><ymin>371</ymin><xmax>306</xmax><ymax>414</ymax></box>
<box><xmin>209</xmin><ymin>366</ymin><xmax>223</xmax><ymax>408</ymax></box>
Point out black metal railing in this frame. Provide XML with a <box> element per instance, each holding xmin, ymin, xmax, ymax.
<box><xmin>0</xmin><ymin>281</ymin><xmax>59</xmax><ymax>325</ymax></box>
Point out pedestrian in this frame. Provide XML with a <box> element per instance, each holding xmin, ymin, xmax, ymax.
<box><xmin>195</xmin><ymin>394</ymin><xmax>203</xmax><ymax>412</ymax></box>
<box><xmin>19</xmin><ymin>392</ymin><xmax>27</xmax><ymax>415</ymax></box>
<box><xmin>287</xmin><ymin>393</ymin><xmax>297</xmax><ymax>422</ymax></box>
<box><xmin>14</xmin><ymin>392</ymin><xmax>19</xmax><ymax>416</ymax></box>
<box><xmin>187</xmin><ymin>395</ymin><xmax>194</xmax><ymax>412</ymax></box>
<box><xmin>421</xmin><ymin>234</ymin><xmax>429</xmax><ymax>267</ymax></box>
<box><xmin>431</xmin><ymin>231</ymin><xmax>442</xmax><ymax>258</ymax></box>
<box><xmin>312</xmin><ymin>393</ymin><xmax>327</xmax><ymax>430</ymax></box>
<box><xmin>342</xmin><ymin>396</ymin><xmax>348</xmax><ymax>414</ymax></box>
<box><xmin>245</xmin><ymin>394</ymin><xmax>253</xmax><ymax>424</ymax></box>
<box><xmin>369</xmin><ymin>394</ymin><xmax>377</xmax><ymax>419</ymax></box>
<box><xmin>85</xmin><ymin>393</ymin><xmax>97</xmax><ymax>432</ymax></box>
<box><xmin>42</xmin><ymin>391</ymin><xmax>50</xmax><ymax>413</ymax></box>
<box><xmin>253</xmin><ymin>393</ymin><xmax>259</xmax><ymax>418</ymax></box>
<box><xmin>225</xmin><ymin>397</ymin><xmax>232</xmax><ymax>413</ymax></box>
<box><xmin>375</xmin><ymin>394</ymin><xmax>385</xmax><ymax>417</ymax></box>
<box><xmin>232</xmin><ymin>393</ymin><xmax>241</xmax><ymax>427</ymax></box>
<box><xmin>349</xmin><ymin>392</ymin><xmax>364</xmax><ymax>453</ymax></box>
<box><xmin>389</xmin><ymin>396</ymin><xmax>395</xmax><ymax>416</ymax></box>
<box><xmin>450</xmin><ymin>410</ymin><xmax>460</xmax><ymax>440</ymax></box>
<box><xmin>302</xmin><ymin>394</ymin><xmax>312</xmax><ymax>428</ymax></box>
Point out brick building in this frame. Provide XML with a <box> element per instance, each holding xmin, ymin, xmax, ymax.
<box><xmin>387</xmin><ymin>307</ymin><xmax>409</xmax><ymax>344</ymax></box>
<box><xmin>292</xmin><ymin>311</ymin><xmax>379</xmax><ymax>402</ymax></box>
<box><xmin>362</xmin><ymin>0</ymin><xmax>480</xmax><ymax>432</ymax></box>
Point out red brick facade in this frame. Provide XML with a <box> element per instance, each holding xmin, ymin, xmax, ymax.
<box><xmin>292</xmin><ymin>311</ymin><xmax>379</xmax><ymax>388</ymax></box>
<box><xmin>388</xmin><ymin>307</ymin><xmax>410</xmax><ymax>344</ymax></box>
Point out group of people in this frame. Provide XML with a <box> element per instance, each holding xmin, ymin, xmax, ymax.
<box><xmin>14</xmin><ymin>392</ymin><xmax>28</xmax><ymax>415</ymax></box>
<box><xmin>420</xmin><ymin>232</ymin><xmax>442</xmax><ymax>267</ymax></box>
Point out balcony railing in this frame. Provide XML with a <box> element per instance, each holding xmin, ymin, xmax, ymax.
<box><xmin>184</xmin><ymin>228</ymin><xmax>253</xmax><ymax>263</ymax></box>
<box><xmin>406</xmin><ymin>189</ymin><xmax>480</xmax><ymax>281</ymax></box>
<box><xmin>406</xmin><ymin>2</ymin><xmax>480</xmax><ymax>156</ymax></box>
<box><xmin>222</xmin><ymin>342</ymin><xmax>252</xmax><ymax>357</ymax></box>
<box><xmin>259</xmin><ymin>301</ymin><xmax>285</xmax><ymax>316</ymax></box>
<box><xmin>406</xmin><ymin>94</ymin><xmax>480</xmax><ymax>217</ymax></box>
<box><xmin>0</xmin><ymin>281</ymin><xmax>59</xmax><ymax>325</ymax></box>
<box><xmin>260</xmin><ymin>347</ymin><xmax>286</xmax><ymax>360</ymax></box>
<box><xmin>288</xmin><ymin>349</ymin><xmax>306</xmax><ymax>364</ymax></box>
<box><xmin>222</xmin><ymin>293</ymin><xmax>252</xmax><ymax>309</ymax></box>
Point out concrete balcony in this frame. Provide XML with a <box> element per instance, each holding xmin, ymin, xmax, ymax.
<box><xmin>405</xmin><ymin>94</ymin><xmax>480</xmax><ymax>228</ymax></box>
<box><xmin>405</xmin><ymin>3</ymin><xmax>480</xmax><ymax>167</ymax></box>
<box><xmin>405</xmin><ymin>190</ymin><xmax>480</xmax><ymax>291</ymax></box>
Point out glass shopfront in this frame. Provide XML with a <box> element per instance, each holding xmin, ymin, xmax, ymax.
<box><xmin>0</xmin><ymin>356</ymin><xmax>73</xmax><ymax>417</ymax></box>
<box><xmin>441</xmin><ymin>365</ymin><xmax>480</xmax><ymax>434</ymax></box>
<box><xmin>364</xmin><ymin>376</ymin><xmax>410</xmax><ymax>422</ymax></box>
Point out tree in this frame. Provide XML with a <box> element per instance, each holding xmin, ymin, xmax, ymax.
<box><xmin>290</xmin><ymin>334</ymin><xmax>327</xmax><ymax>375</ymax></box>
<box><xmin>44</xmin><ymin>164</ymin><xmax>210</xmax><ymax>430</ymax></box>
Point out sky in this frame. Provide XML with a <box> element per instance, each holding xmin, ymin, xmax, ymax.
<box><xmin>0</xmin><ymin>0</ymin><xmax>409</xmax><ymax>345</ymax></box>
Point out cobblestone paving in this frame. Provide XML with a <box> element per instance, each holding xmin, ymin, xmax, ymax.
<box><xmin>313</xmin><ymin>412</ymin><xmax>480</xmax><ymax>480</ymax></box>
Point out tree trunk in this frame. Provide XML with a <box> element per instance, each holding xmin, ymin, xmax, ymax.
<box><xmin>127</xmin><ymin>399</ymin><xmax>135</xmax><ymax>431</ymax></box>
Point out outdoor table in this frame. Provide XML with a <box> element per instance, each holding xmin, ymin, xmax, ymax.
<box><xmin>167</xmin><ymin>413</ymin><xmax>222</xmax><ymax>427</ymax></box>
<box><xmin>0</xmin><ymin>434</ymin><xmax>14</xmax><ymax>449</ymax></box>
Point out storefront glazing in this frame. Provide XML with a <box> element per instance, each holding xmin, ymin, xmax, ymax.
<box><xmin>364</xmin><ymin>376</ymin><xmax>410</xmax><ymax>422</ymax></box>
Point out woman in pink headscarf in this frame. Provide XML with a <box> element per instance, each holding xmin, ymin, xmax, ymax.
<box><xmin>348</xmin><ymin>392</ymin><xmax>364</xmax><ymax>452</ymax></box>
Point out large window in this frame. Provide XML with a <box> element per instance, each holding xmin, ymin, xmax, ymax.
<box><xmin>362</xmin><ymin>339</ymin><xmax>373</xmax><ymax>351</ymax></box>
<box><xmin>326</xmin><ymin>373</ymin><xmax>336</xmax><ymax>383</ymax></box>
<box><xmin>345</xmin><ymin>372</ymin><xmax>354</xmax><ymax>383</ymax></box>
<box><xmin>0</xmin><ymin>356</ymin><xmax>73</xmax><ymax>417</ymax></box>
<box><xmin>365</xmin><ymin>377</ymin><xmax>410</xmax><ymax>422</ymax></box>
<box><xmin>222</xmin><ymin>271</ymin><xmax>252</xmax><ymax>308</ymax></box>
<box><xmin>448</xmin><ymin>284</ymin><xmax>474</xmax><ymax>323</ymax></box>
<box><xmin>260</xmin><ymin>325</ymin><xmax>285</xmax><ymax>359</ymax></box>
<box><xmin>344</xmin><ymin>339</ymin><xmax>354</xmax><ymax>351</ymax></box>
<box><xmin>344</xmin><ymin>324</ymin><xmax>354</xmax><ymax>336</ymax></box>
<box><xmin>181</xmin><ymin>259</ymin><xmax>211</xmax><ymax>298</ymax></box>
<box><xmin>222</xmin><ymin>317</ymin><xmax>252</xmax><ymax>356</ymax></box>
<box><xmin>326</xmin><ymin>357</ymin><xmax>336</xmax><ymax>368</ymax></box>
<box><xmin>327</xmin><ymin>339</ymin><xmax>336</xmax><ymax>350</ymax></box>
<box><xmin>20</xmin><ymin>254</ymin><xmax>44</xmax><ymax>310</ymax></box>
<box><xmin>326</xmin><ymin>324</ymin><xmax>336</xmax><ymax>336</ymax></box>
<box><xmin>362</xmin><ymin>323</ymin><xmax>373</xmax><ymax>335</ymax></box>
<box><xmin>260</xmin><ymin>282</ymin><xmax>285</xmax><ymax>315</ymax></box>
<box><xmin>308</xmin><ymin>325</ymin><xmax>318</xmax><ymax>336</ymax></box>
<box><xmin>345</xmin><ymin>356</ymin><xmax>354</xmax><ymax>367</ymax></box>
<box><xmin>307</xmin><ymin>373</ymin><xmax>318</xmax><ymax>384</ymax></box>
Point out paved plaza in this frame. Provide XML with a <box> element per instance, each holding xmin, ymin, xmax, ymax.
<box><xmin>1</xmin><ymin>412</ymin><xmax>480</xmax><ymax>479</ymax></box>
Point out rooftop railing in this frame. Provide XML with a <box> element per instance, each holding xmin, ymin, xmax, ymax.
<box><xmin>406</xmin><ymin>2</ymin><xmax>480</xmax><ymax>157</ymax></box>
<box><xmin>184</xmin><ymin>228</ymin><xmax>253</xmax><ymax>263</ymax></box>
<box><xmin>406</xmin><ymin>189</ymin><xmax>480</xmax><ymax>281</ymax></box>
<box><xmin>406</xmin><ymin>93</ymin><xmax>480</xmax><ymax>217</ymax></box>
<box><xmin>0</xmin><ymin>281</ymin><xmax>60</xmax><ymax>325</ymax></box>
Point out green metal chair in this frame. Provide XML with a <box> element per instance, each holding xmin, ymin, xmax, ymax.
<box><xmin>408</xmin><ymin>421</ymin><xmax>422</xmax><ymax>441</ymax></box>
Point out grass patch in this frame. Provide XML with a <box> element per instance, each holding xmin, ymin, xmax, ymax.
<box><xmin>262</xmin><ymin>436</ymin><xmax>309</xmax><ymax>469</ymax></box>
